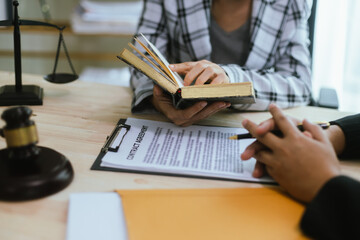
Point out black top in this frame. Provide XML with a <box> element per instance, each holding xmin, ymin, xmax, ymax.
<box><xmin>300</xmin><ymin>114</ymin><xmax>360</xmax><ymax>239</ymax></box>
<box><xmin>331</xmin><ymin>113</ymin><xmax>360</xmax><ymax>158</ymax></box>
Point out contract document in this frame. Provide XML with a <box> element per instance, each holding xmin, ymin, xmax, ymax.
<box><xmin>96</xmin><ymin>118</ymin><xmax>274</xmax><ymax>183</ymax></box>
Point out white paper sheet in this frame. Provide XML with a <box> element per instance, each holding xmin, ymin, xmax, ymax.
<box><xmin>101</xmin><ymin>118</ymin><xmax>273</xmax><ymax>183</ymax></box>
<box><xmin>66</xmin><ymin>192</ymin><xmax>127</xmax><ymax>240</ymax></box>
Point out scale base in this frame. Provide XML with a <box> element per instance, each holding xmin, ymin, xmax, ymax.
<box><xmin>0</xmin><ymin>146</ymin><xmax>74</xmax><ymax>201</ymax></box>
<box><xmin>0</xmin><ymin>85</ymin><xmax>43</xmax><ymax>106</ymax></box>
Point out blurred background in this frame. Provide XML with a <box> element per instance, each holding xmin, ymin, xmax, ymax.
<box><xmin>312</xmin><ymin>0</ymin><xmax>360</xmax><ymax>113</ymax></box>
<box><xmin>0</xmin><ymin>0</ymin><xmax>359</xmax><ymax>112</ymax></box>
<box><xmin>0</xmin><ymin>0</ymin><xmax>137</xmax><ymax>86</ymax></box>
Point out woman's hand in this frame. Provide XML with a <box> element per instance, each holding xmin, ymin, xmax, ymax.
<box><xmin>170</xmin><ymin>60</ymin><xmax>229</xmax><ymax>86</ymax></box>
<box><xmin>151</xmin><ymin>85</ymin><xmax>230</xmax><ymax>127</ymax></box>
<box><xmin>241</xmin><ymin>104</ymin><xmax>341</xmax><ymax>203</ymax></box>
<box><xmin>151</xmin><ymin>60</ymin><xmax>231</xmax><ymax>126</ymax></box>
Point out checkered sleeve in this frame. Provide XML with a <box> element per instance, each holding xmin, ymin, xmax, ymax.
<box><xmin>222</xmin><ymin>0</ymin><xmax>312</xmax><ymax>111</ymax></box>
<box><xmin>130</xmin><ymin>0</ymin><xmax>169</xmax><ymax>112</ymax></box>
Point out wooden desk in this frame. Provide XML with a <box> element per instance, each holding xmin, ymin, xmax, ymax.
<box><xmin>0</xmin><ymin>71</ymin><xmax>358</xmax><ymax>240</ymax></box>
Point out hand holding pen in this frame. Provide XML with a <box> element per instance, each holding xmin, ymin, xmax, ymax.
<box><xmin>229</xmin><ymin>122</ymin><xmax>331</xmax><ymax>140</ymax></box>
<box><xmin>239</xmin><ymin>104</ymin><xmax>334</xmax><ymax>179</ymax></box>
<box><xmin>239</xmin><ymin>104</ymin><xmax>341</xmax><ymax>203</ymax></box>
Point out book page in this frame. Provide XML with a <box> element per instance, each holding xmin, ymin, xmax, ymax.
<box><xmin>138</xmin><ymin>33</ymin><xmax>184</xmax><ymax>88</ymax></box>
<box><xmin>117</xmin><ymin>49</ymin><xmax>179</xmax><ymax>94</ymax></box>
<box><xmin>101</xmin><ymin>118</ymin><xmax>273</xmax><ymax>183</ymax></box>
<box><xmin>128</xmin><ymin>42</ymin><xmax>175</xmax><ymax>84</ymax></box>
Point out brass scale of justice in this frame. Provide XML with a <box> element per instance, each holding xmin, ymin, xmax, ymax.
<box><xmin>0</xmin><ymin>1</ymin><xmax>76</xmax><ymax>201</ymax></box>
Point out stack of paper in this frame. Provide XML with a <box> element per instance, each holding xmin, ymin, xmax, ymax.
<box><xmin>71</xmin><ymin>0</ymin><xmax>143</xmax><ymax>34</ymax></box>
<box><xmin>66</xmin><ymin>193</ymin><xmax>128</xmax><ymax>240</ymax></box>
<box><xmin>0</xmin><ymin>0</ymin><xmax>11</xmax><ymax>22</ymax></box>
<box><xmin>79</xmin><ymin>67</ymin><xmax>130</xmax><ymax>86</ymax></box>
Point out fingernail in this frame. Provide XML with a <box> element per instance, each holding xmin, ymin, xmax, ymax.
<box><xmin>303</xmin><ymin>118</ymin><xmax>310</xmax><ymax>124</ymax></box>
<box><xmin>169</xmin><ymin>64</ymin><xmax>174</xmax><ymax>69</ymax></box>
<box><xmin>200</xmin><ymin>102</ymin><xmax>207</xmax><ymax>107</ymax></box>
<box><xmin>242</xmin><ymin>119</ymin><xmax>248</xmax><ymax>126</ymax></box>
<box><xmin>259</xmin><ymin>121</ymin><xmax>268</xmax><ymax>128</ymax></box>
<box><xmin>154</xmin><ymin>86</ymin><xmax>161</xmax><ymax>95</ymax></box>
<box><xmin>268</xmin><ymin>103</ymin><xmax>275</xmax><ymax>110</ymax></box>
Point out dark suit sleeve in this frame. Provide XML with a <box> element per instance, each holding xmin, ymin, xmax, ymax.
<box><xmin>330</xmin><ymin>113</ymin><xmax>360</xmax><ymax>158</ymax></box>
<box><xmin>300</xmin><ymin>176</ymin><xmax>360</xmax><ymax>239</ymax></box>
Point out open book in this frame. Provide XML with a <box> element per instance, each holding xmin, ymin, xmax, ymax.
<box><xmin>117</xmin><ymin>33</ymin><xmax>256</xmax><ymax>109</ymax></box>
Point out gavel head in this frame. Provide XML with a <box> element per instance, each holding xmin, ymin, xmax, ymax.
<box><xmin>1</xmin><ymin>106</ymin><xmax>40</xmax><ymax>160</ymax></box>
<box><xmin>0</xmin><ymin>106</ymin><xmax>74</xmax><ymax>201</ymax></box>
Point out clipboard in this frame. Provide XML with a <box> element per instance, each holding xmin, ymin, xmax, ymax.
<box><xmin>91</xmin><ymin>118</ymin><xmax>275</xmax><ymax>184</ymax></box>
<box><xmin>91</xmin><ymin>118</ymin><xmax>132</xmax><ymax>173</ymax></box>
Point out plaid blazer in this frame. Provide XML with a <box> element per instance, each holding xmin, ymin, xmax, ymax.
<box><xmin>130</xmin><ymin>0</ymin><xmax>313</xmax><ymax>111</ymax></box>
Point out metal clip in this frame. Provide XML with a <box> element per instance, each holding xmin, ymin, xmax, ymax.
<box><xmin>101</xmin><ymin>123</ymin><xmax>131</xmax><ymax>153</ymax></box>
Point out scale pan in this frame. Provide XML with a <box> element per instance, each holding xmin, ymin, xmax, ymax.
<box><xmin>44</xmin><ymin>73</ymin><xmax>78</xmax><ymax>84</ymax></box>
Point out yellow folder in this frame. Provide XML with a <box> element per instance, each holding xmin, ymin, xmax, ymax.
<box><xmin>116</xmin><ymin>187</ymin><xmax>308</xmax><ymax>240</ymax></box>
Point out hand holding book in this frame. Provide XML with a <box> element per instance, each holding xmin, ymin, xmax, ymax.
<box><xmin>151</xmin><ymin>84</ymin><xmax>231</xmax><ymax>126</ymax></box>
<box><xmin>169</xmin><ymin>60</ymin><xmax>230</xmax><ymax>86</ymax></box>
<box><xmin>117</xmin><ymin>33</ymin><xmax>255</xmax><ymax>125</ymax></box>
<box><xmin>117</xmin><ymin>34</ymin><xmax>255</xmax><ymax>108</ymax></box>
<box><xmin>161</xmin><ymin>58</ymin><xmax>232</xmax><ymax>126</ymax></box>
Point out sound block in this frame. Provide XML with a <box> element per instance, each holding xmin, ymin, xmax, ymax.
<box><xmin>0</xmin><ymin>85</ymin><xmax>43</xmax><ymax>106</ymax></box>
<box><xmin>0</xmin><ymin>146</ymin><xmax>74</xmax><ymax>201</ymax></box>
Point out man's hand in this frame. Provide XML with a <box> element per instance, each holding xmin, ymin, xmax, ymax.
<box><xmin>241</xmin><ymin>114</ymin><xmax>301</xmax><ymax>178</ymax></box>
<box><xmin>241</xmin><ymin>104</ymin><xmax>341</xmax><ymax>203</ymax></box>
